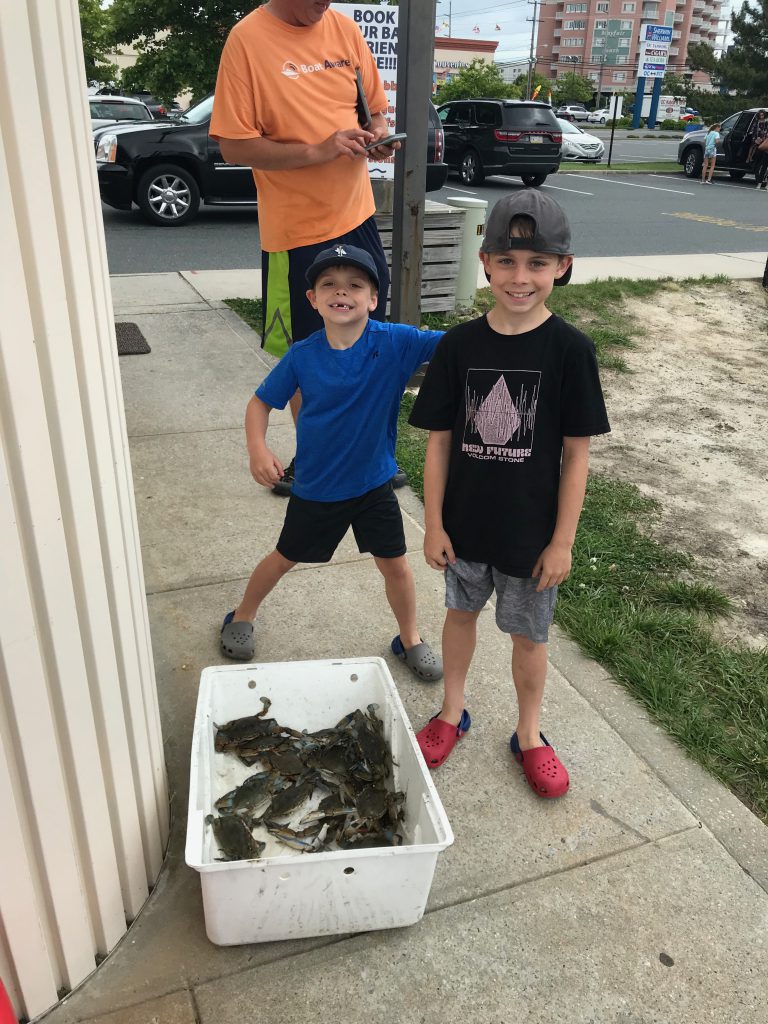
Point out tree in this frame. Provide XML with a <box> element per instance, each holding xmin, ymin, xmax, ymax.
<box><xmin>108</xmin><ymin>1</ymin><xmax>259</xmax><ymax>102</ymax></box>
<box><xmin>661</xmin><ymin>71</ymin><xmax>690</xmax><ymax>98</ymax></box>
<box><xmin>78</xmin><ymin>0</ymin><xmax>118</xmax><ymax>86</ymax></box>
<box><xmin>688</xmin><ymin>1</ymin><xmax>768</xmax><ymax>95</ymax></box>
<box><xmin>553</xmin><ymin>71</ymin><xmax>593</xmax><ymax>105</ymax></box>
<box><xmin>434</xmin><ymin>58</ymin><xmax>521</xmax><ymax>104</ymax></box>
<box><xmin>512</xmin><ymin>71</ymin><xmax>554</xmax><ymax>102</ymax></box>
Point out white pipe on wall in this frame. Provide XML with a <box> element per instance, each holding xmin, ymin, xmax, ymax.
<box><xmin>0</xmin><ymin>2</ymin><xmax>169</xmax><ymax>1019</ymax></box>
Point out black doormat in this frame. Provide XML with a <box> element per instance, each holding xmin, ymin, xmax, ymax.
<box><xmin>116</xmin><ymin>322</ymin><xmax>151</xmax><ymax>356</ymax></box>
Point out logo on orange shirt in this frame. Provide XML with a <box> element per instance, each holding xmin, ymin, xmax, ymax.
<box><xmin>280</xmin><ymin>58</ymin><xmax>351</xmax><ymax>80</ymax></box>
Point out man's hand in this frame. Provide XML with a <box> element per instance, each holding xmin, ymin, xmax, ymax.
<box><xmin>532</xmin><ymin>540</ymin><xmax>573</xmax><ymax>591</ymax></box>
<box><xmin>424</xmin><ymin>527</ymin><xmax>456</xmax><ymax>570</ymax></box>
<box><xmin>366</xmin><ymin>124</ymin><xmax>402</xmax><ymax>161</ymax></box>
<box><xmin>249</xmin><ymin>447</ymin><xmax>284</xmax><ymax>488</ymax></box>
<box><xmin>313</xmin><ymin>128</ymin><xmax>373</xmax><ymax>163</ymax></box>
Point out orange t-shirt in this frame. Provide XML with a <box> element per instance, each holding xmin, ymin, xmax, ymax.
<box><xmin>210</xmin><ymin>7</ymin><xmax>388</xmax><ymax>252</ymax></box>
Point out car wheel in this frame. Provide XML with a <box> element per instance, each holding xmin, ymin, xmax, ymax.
<box><xmin>521</xmin><ymin>173</ymin><xmax>547</xmax><ymax>187</ymax></box>
<box><xmin>728</xmin><ymin>169</ymin><xmax>746</xmax><ymax>180</ymax></box>
<box><xmin>600</xmin><ymin>116</ymin><xmax>607</xmax><ymax>124</ymax></box>
<box><xmin>459</xmin><ymin>149</ymin><xmax>485</xmax><ymax>185</ymax></box>
<box><xmin>682</xmin><ymin>148</ymin><xmax>703</xmax><ymax>179</ymax></box>
<box><xmin>136</xmin><ymin>163</ymin><xmax>201</xmax><ymax>226</ymax></box>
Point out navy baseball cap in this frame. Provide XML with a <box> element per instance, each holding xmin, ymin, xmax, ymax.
<box><xmin>305</xmin><ymin>244</ymin><xmax>379</xmax><ymax>289</ymax></box>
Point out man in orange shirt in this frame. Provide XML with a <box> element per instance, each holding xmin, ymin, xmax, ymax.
<box><xmin>211</xmin><ymin>0</ymin><xmax>402</xmax><ymax>495</ymax></box>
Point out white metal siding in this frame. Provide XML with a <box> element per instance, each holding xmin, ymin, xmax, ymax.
<box><xmin>0</xmin><ymin>2</ymin><xmax>169</xmax><ymax>1019</ymax></box>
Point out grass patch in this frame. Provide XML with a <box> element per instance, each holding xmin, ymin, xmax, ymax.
<box><xmin>396</xmin><ymin>395</ymin><xmax>768</xmax><ymax>819</ymax></box>
<box><xmin>225</xmin><ymin>297</ymin><xmax>263</xmax><ymax>333</ymax></box>
<box><xmin>425</xmin><ymin>278</ymin><xmax>731</xmax><ymax>373</ymax></box>
<box><xmin>564</xmin><ymin>162</ymin><xmax>682</xmax><ymax>174</ymax></box>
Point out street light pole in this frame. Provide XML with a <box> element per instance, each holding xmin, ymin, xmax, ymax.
<box><xmin>526</xmin><ymin>0</ymin><xmax>539</xmax><ymax>99</ymax></box>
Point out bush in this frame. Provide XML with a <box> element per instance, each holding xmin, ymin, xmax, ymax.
<box><xmin>615</xmin><ymin>116</ymin><xmax>633</xmax><ymax>128</ymax></box>
<box><xmin>659</xmin><ymin>119</ymin><xmax>681</xmax><ymax>130</ymax></box>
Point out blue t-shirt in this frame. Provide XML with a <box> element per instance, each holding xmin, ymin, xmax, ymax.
<box><xmin>256</xmin><ymin>320</ymin><xmax>443</xmax><ymax>501</ymax></box>
<box><xmin>704</xmin><ymin>130</ymin><xmax>720</xmax><ymax>155</ymax></box>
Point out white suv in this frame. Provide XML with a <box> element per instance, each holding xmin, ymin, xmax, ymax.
<box><xmin>557</xmin><ymin>104</ymin><xmax>589</xmax><ymax>122</ymax></box>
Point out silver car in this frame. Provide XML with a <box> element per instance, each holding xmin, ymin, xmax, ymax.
<box><xmin>557</xmin><ymin>118</ymin><xmax>605</xmax><ymax>162</ymax></box>
<box><xmin>89</xmin><ymin>95</ymin><xmax>153</xmax><ymax>130</ymax></box>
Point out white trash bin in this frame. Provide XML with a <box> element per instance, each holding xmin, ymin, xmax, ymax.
<box><xmin>445</xmin><ymin>196</ymin><xmax>488</xmax><ymax>309</ymax></box>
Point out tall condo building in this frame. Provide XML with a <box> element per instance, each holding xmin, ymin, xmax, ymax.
<box><xmin>535</xmin><ymin>0</ymin><xmax>726</xmax><ymax>93</ymax></box>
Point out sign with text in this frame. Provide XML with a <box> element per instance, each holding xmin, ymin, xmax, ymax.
<box><xmin>332</xmin><ymin>3</ymin><xmax>398</xmax><ymax>180</ymax></box>
<box><xmin>637</xmin><ymin>24</ymin><xmax>671</xmax><ymax>79</ymax></box>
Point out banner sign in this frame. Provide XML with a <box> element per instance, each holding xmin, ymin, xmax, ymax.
<box><xmin>332</xmin><ymin>3</ymin><xmax>398</xmax><ymax>180</ymax></box>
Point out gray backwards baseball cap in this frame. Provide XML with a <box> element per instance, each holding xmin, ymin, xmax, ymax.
<box><xmin>305</xmin><ymin>244</ymin><xmax>379</xmax><ymax>289</ymax></box>
<box><xmin>480</xmin><ymin>190</ymin><xmax>573</xmax><ymax>286</ymax></box>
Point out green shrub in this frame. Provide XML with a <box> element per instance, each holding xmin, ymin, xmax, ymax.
<box><xmin>659</xmin><ymin>118</ymin><xmax>680</xmax><ymax>130</ymax></box>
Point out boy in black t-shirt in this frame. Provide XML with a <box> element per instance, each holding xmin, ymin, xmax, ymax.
<box><xmin>409</xmin><ymin>191</ymin><xmax>610</xmax><ymax>797</ymax></box>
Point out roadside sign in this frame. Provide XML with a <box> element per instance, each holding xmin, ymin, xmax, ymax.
<box><xmin>332</xmin><ymin>2</ymin><xmax>398</xmax><ymax>180</ymax></box>
<box><xmin>643</xmin><ymin>24</ymin><xmax>673</xmax><ymax>43</ymax></box>
<box><xmin>637</xmin><ymin>24</ymin><xmax>670</xmax><ymax>80</ymax></box>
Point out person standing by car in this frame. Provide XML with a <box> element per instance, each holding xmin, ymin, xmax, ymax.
<box><xmin>701</xmin><ymin>122</ymin><xmax>721</xmax><ymax>184</ymax></box>
<box><xmin>748</xmin><ymin>110</ymin><xmax>768</xmax><ymax>187</ymax></box>
<box><xmin>210</xmin><ymin>0</ymin><xmax>401</xmax><ymax>495</ymax></box>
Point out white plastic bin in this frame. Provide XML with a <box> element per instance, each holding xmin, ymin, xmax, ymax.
<box><xmin>185</xmin><ymin>658</ymin><xmax>453</xmax><ymax>945</ymax></box>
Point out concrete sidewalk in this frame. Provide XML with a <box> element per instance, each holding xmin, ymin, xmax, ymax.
<box><xmin>46</xmin><ymin>264</ymin><xmax>768</xmax><ymax>1024</ymax></box>
<box><xmin>109</xmin><ymin>248</ymin><xmax>768</xmax><ymax>312</ymax></box>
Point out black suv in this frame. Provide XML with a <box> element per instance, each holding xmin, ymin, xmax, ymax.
<box><xmin>678</xmin><ymin>108</ymin><xmax>764</xmax><ymax>181</ymax></box>
<box><xmin>437</xmin><ymin>99</ymin><xmax>562</xmax><ymax>186</ymax></box>
<box><xmin>93</xmin><ymin>94</ymin><xmax>448</xmax><ymax>226</ymax></box>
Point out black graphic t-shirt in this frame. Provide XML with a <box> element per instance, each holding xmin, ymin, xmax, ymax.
<box><xmin>409</xmin><ymin>314</ymin><xmax>610</xmax><ymax>577</ymax></box>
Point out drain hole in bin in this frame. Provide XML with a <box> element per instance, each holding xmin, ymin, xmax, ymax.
<box><xmin>350</xmin><ymin>674</ymin><xmax>358</xmax><ymax>682</ymax></box>
<box><xmin>248</xmin><ymin>679</ymin><xmax>257</xmax><ymax>689</ymax></box>
<box><xmin>343</xmin><ymin>867</ymin><xmax>355</xmax><ymax>875</ymax></box>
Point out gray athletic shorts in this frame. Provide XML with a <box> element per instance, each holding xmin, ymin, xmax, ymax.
<box><xmin>444</xmin><ymin>558</ymin><xmax>558</xmax><ymax>644</ymax></box>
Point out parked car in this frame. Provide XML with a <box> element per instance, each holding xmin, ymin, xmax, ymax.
<box><xmin>677</xmin><ymin>108</ymin><xmax>762</xmax><ymax>181</ymax></box>
<box><xmin>437</xmin><ymin>99</ymin><xmax>562</xmax><ymax>186</ymax></box>
<box><xmin>128</xmin><ymin>91</ymin><xmax>183</xmax><ymax>119</ymax></box>
<box><xmin>89</xmin><ymin>95</ymin><xmax>152</xmax><ymax>130</ymax></box>
<box><xmin>556</xmin><ymin>104</ymin><xmax>590</xmax><ymax>122</ymax></box>
<box><xmin>94</xmin><ymin>94</ymin><xmax>448</xmax><ymax>226</ymax></box>
<box><xmin>557</xmin><ymin>119</ymin><xmax>604</xmax><ymax>162</ymax></box>
<box><xmin>587</xmin><ymin>108</ymin><xmax>611</xmax><ymax>124</ymax></box>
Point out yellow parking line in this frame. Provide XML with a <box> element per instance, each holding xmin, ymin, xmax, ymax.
<box><xmin>664</xmin><ymin>211</ymin><xmax>768</xmax><ymax>232</ymax></box>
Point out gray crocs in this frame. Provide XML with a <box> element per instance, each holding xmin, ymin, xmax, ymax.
<box><xmin>220</xmin><ymin>611</ymin><xmax>255</xmax><ymax>661</ymax></box>
<box><xmin>391</xmin><ymin>636</ymin><xmax>443</xmax><ymax>682</ymax></box>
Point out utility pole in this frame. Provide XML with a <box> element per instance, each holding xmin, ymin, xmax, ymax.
<box><xmin>391</xmin><ymin>0</ymin><xmax>435</xmax><ymax>324</ymax></box>
<box><xmin>526</xmin><ymin>0</ymin><xmax>539</xmax><ymax>99</ymax></box>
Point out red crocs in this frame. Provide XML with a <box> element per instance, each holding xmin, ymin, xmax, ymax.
<box><xmin>417</xmin><ymin>709</ymin><xmax>471</xmax><ymax>769</ymax></box>
<box><xmin>510</xmin><ymin>732</ymin><xmax>569</xmax><ymax>799</ymax></box>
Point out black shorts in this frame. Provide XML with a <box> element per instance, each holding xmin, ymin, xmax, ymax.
<box><xmin>276</xmin><ymin>482</ymin><xmax>406</xmax><ymax>563</ymax></box>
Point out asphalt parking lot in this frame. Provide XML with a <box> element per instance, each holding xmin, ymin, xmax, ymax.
<box><xmin>101</xmin><ymin>135</ymin><xmax>768</xmax><ymax>274</ymax></box>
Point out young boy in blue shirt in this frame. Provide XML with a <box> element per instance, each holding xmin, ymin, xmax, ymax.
<box><xmin>220</xmin><ymin>244</ymin><xmax>444</xmax><ymax>682</ymax></box>
<box><xmin>409</xmin><ymin>191</ymin><xmax>610</xmax><ymax>797</ymax></box>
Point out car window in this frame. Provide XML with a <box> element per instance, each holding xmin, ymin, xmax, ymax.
<box><xmin>503</xmin><ymin>105</ymin><xmax>558</xmax><ymax>129</ymax></box>
<box><xmin>91</xmin><ymin>100</ymin><xmax>151</xmax><ymax>122</ymax></box>
<box><xmin>474</xmin><ymin>103</ymin><xmax>502</xmax><ymax>128</ymax></box>
<box><xmin>452</xmin><ymin>103</ymin><xmax>473</xmax><ymax>126</ymax></box>
<box><xmin>735</xmin><ymin>112</ymin><xmax>754</xmax><ymax>133</ymax></box>
<box><xmin>557</xmin><ymin>119</ymin><xmax>581</xmax><ymax>135</ymax></box>
<box><xmin>182</xmin><ymin>94</ymin><xmax>215</xmax><ymax>124</ymax></box>
<box><xmin>719</xmin><ymin>113</ymin><xmax>739</xmax><ymax>132</ymax></box>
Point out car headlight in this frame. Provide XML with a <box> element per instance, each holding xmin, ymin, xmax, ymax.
<box><xmin>95</xmin><ymin>133</ymin><xmax>118</xmax><ymax>164</ymax></box>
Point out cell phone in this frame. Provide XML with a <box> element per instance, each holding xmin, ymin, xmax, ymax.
<box><xmin>364</xmin><ymin>133</ymin><xmax>407</xmax><ymax>152</ymax></box>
